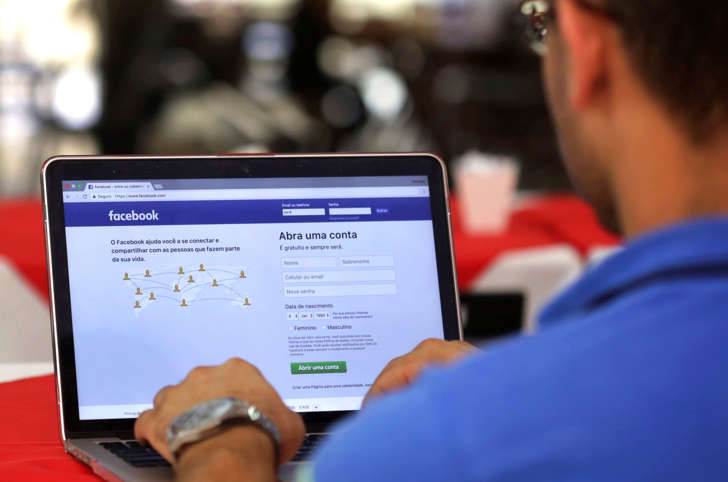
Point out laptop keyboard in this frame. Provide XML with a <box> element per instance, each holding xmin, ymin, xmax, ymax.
<box><xmin>292</xmin><ymin>433</ymin><xmax>327</xmax><ymax>462</ymax></box>
<box><xmin>100</xmin><ymin>433</ymin><xmax>327</xmax><ymax>467</ymax></box>
<box><xmin>100</xmin><ymin>441</ymin><xmax>171</xmax><ymax>468</ymax></box>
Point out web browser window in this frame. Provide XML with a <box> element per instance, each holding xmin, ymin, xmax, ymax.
<box><xmin>61</xmin><ymin>177</ymin><xmax>444</xmax><ymax>420</ymax></box>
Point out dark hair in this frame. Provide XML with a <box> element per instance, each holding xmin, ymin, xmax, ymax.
<box><xmin>602</xmin><ymin>1</ymin><xmax>728</xmax><ymax>140</ymax></box>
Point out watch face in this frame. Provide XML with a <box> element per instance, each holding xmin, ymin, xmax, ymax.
<box><xmin>172</xmin><ymin>397</ymin><xmax>238</xmax><ymax>433</ymax></box>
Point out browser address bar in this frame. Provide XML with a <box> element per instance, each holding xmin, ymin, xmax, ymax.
<box><xmin>68</xmin><ymin>186</ymin><xmax>429</xmax><ymax>202</ymax></box>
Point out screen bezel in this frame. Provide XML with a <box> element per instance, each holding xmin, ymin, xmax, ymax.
<box><xmin>42</xmin><ymin>153</ymin><xmax>461</xmax><ymax>438</ymax></box>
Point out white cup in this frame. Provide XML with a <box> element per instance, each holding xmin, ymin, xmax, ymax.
<box><xmin>455</xmin><ymin>151</ymin><xmax>520</xmax><ymax>234</ymax></box>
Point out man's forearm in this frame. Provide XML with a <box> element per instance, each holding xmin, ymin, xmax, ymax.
<box><xmin>175</xmin><ymin>425</ymin><xmax>277</xmax><ymax>482</ymax></box>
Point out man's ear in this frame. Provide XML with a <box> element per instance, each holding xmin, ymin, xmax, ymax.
<box><xmin>555</xmin><ymin>0</ymin><xmax>611</xmax><ymax>111</ymax></box>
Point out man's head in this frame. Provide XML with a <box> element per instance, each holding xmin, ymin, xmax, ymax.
<box><xmin>522</xmin><ymin>0</ymin><xmax>728</xmax><ymax>234</ymax></box>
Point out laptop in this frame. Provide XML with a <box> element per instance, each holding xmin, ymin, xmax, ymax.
<box><xmin>41</xmin><ymin>153</ymin><xmax>463</xmax><ymax>481</ymax></box>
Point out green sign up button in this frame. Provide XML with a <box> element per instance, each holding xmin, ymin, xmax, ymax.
<box><xmin>291</xmin><ymin>361</ymin><xmax>347</xmax><ymax>375</ymax></box>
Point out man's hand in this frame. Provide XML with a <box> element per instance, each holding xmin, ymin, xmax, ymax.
<box><xmin>134</xmin><ymin>358</ymin><xmax>305</xmax><ymax>476</ymax></box>
<box><xmin>364</xmin><ymin>338</ymin><xmax>478</xmax><ymax>405</ymax></box>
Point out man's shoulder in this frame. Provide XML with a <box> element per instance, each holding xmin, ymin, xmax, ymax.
<box><xmin>312</xmin><ymin>283</ymin><xmax>728</xmax><ymax>481</ymax></box>
<box><xmin>453</xmin><ymin>278</ymin><xmax>728</xmax><ymax>398</ymax></box>
<box><xmin>311</xmin><ymin>235</ymin><xmax>728</xmax><ymax>482</ymax></box>
<box><xmin>423</xmin><ymin>282</ymin><xmax>728</xmax><ymax>480</ymax></box>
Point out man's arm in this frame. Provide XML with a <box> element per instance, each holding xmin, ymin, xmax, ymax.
<box><xmin>135</xmin><ymin>340</ymin><xmax>476</xmax><ymax>480</ymax></box>
<box><xmin>174</xmin><ymin>425</ymin><xmax>276</xmax><ymax>482</ymax></box>
<box><xmin>134</xmin><ymin>358</ymin><xmax>305</xmax><ymax>480</ymax></box>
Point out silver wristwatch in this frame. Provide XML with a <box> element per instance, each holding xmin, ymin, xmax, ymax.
<box><xmin>166</xmin><ymin>397</ymin><xmax>281</xmax><ymax>464</ymax></box>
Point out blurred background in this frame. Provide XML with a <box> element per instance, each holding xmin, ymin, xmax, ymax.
<box><xmin>0</xmin><ymin>0</ymin><xmax>571</xmax><ymax>197</ymax></box>
<box><xmin>1</xmin><ymin>0</ymin><xmax>623</xmax><ymax>379</ymax></box>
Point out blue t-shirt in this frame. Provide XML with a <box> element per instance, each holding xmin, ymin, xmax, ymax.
<box><xmin>307</xmin><ymin>217</ymin><xmax>728</xmax><ymax>481</ymax></box>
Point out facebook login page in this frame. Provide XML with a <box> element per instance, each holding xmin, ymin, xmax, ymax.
<box><xmin>61</xmin><ymin>177</ymin><xmax>445</xmax><ymax>420</ymax></box>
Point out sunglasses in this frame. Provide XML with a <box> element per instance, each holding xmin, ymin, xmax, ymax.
<box><xmin>520</xmin><ymin>0</ymin><xmax>619</xmax><ymax>55</ymax></box>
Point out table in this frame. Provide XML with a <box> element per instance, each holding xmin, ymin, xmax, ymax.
<box><xmin>0</xmin><ymin>375</ymin><xmax>96</xmax><ymax>480</ymax></box>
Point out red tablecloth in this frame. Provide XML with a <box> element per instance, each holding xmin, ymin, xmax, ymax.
<box><xmin>450</xmin><ymin>195</ymin><xmax>618</xmax><ymax>288</ymax></box>
<box><xmin>0</xmin><ymin>195</ymin><xmax>618</xmax><ymax>480</ymax></box>
<box><xmin>0</xmin><ymin>375</ymin><xmax>95</xmax><ymax>480</ymax></box>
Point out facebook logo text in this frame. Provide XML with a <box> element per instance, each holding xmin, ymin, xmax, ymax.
<box><xmin>107</xmin><ymin>210</ymin><xmax>160</xmax><ymax>222</ymax></box>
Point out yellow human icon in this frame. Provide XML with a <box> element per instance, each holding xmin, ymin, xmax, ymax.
<box><xmin>135</xmin><ymin>287</ymin><xmax>142</xmax><ymax>295</ymax></box>
<box><xmin>212</xmin><ymin>279</ymin><xmax>219</xmax><ymax>287</ymax></box>
<box><xmin>178</xmin><ymin>267</ymin><xmax>185</xmax><ymax>274</ymax></box>
<box><xmin>240</xmin><ymin>270</ymin><xmax>247</xmax><ymax>279</ymax></box>
<box><xmin>145</xmin><ymin>269</ymin><xmax>151</xmax><ymax>278</ymax></box>
<box><xmin>181</xmin><ymin>299</ymin><xmax>188</xmax><ymax>307</ymax></box>
<box><xmin>173</xmin><ymin>284</ymin><xmax>181</xmax><ymax>292</ymax></box>
<box><xmin>199</xmin><ymin>264</ymin><xmax>206</xmax><ymax>271</ymax></box>
<box><xmin>149</xmin><ymin>292</ymin><xmax>156</xmax><ymax>301</ymax></box>
<box><xmin>134</xmin><ymin>300</ymin><xmax>141</xmax><ymax>309</ymax></box>
<box><xmin>123</xmin><ymin>273</ymin><xmax>130</xmax><ymax>280</ymax></box>
<box><xmin>243</xmin><ymin>298</ymin><xmax>251</xmax><ymax>306</ymax></box>
<box><xmin>188</xmin><ymin>275</ymin><xmax>195</xmax><ymax>283</ymax></box>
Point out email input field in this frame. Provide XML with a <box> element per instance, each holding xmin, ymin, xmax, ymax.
<box><xmin>282</xmin><ymin>208</ymin><xmax>326</xmax><ymax>216</ymax></box>
<box><xmin>284</xmin><ymin>284</ymin><xmax>397</xmax><ymax>297</ymax></box>
<box><xmin>283</xmin><ymin>270</ymin><xmax>396</xmax><ymax>283</ymax></box>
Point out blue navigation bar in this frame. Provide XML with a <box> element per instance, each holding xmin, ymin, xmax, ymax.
<box><xmin>63</xmin><ymin>198</ymin><xmax>432</xmax><ymax>227</ymax></box>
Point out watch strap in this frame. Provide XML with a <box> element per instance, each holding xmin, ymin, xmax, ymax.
<box><xmin>166</xmin><ymin>397</ymin><xmax>281</xmax><ymax>465</ymax></box>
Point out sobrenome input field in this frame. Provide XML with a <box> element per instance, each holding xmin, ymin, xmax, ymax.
<box><xmin>284</xmin><ymin>284</ymin><xmax>397</xmax><ymax>297</ymax></box>
<box><xmin>339</xmin><ymin>256</ymin><xmax>394</xmax><ymax>267</ymax></box>
<box><xmin>283</xmin><ymin>270</ymin><xmax>396</xmax><ymax>283</ymax></box>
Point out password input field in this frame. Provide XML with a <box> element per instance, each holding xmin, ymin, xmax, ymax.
<box><xmin>282</xmin><ymin>208</ymin><xmax>325</xmax><ymax>216</ymax></box>
<box><xmin>329</xmin><ymin>207</ymin><xmax>372</xmax><ymax>216</ymax></box>
<box><xmin>283</xmin><ymin>270</ymin><xmax>396</xmax><ymax>283</ymax></box>
<box><xmin>284</xmin><ymin>284</ymin><xmax>397</xmax><ymax>297</ymax></box>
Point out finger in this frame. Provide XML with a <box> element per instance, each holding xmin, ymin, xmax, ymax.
<box><xmin>412</xmin><ymin>339</ymin><xmax>476</xmax><ymax>363</ymax></box>
<box><xmin>366</xmin><ymin>359</ymin><xmax>403</xmax><ymax>398</ymax></box>
<box><xmin>135</xmin><ymin>409</ymin><xmax>173</xmax><ymax>457</ymax></box>
<box><xmin>364</xmin><ymin>360</ymin><xmax>421</xmax><ymax>404</ymax></box>
<box><xmin>223</xmin><ymin>357</ymin><xmax>258</xmax><ymax>372</ymax></box>
<box><xmin>153</xmin><ymin>385</ymin><xmax>174</xmax><ymax>409</ymax></box>
<box><xmin>184</xmin><ymin>365</ymin><xmax>213</xmax><ymax>382</ymax></box>
<box><xmin>374</xmin><ymin>355</ymin><xmax>406</xmax><ymax>382</ymax></box>
<box><xmin>277</xmin><ymin>412</ymin><xmax>307</xmax><ymax>463</ymax></box>
<box><xmin>413</xmin><ymin>338</ymin><xmax>446</xmax><ymax>356</ymax></box>
<box><xmin>363</xmin><ymin>385</ymin><xmax>385</xmax><ymax>405</ymax></box>
<box><xmin>452</xmin><ymin>340</ymin><xmax>478</xmax><ymax>353</ymax></box>
<box><xmin>134</xmin><ymin>409</ymin><xmax>155</xmax><ymax>443</ymax></box>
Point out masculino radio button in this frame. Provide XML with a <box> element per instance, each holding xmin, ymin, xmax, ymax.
<box><xmin>290</xmin><ymin>362</ymin><xmax>347</xmax><ymax>375</ymax></box>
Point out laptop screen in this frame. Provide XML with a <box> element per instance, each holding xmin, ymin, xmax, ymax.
<box><xmin>60</xmin><ymin>176</ymin><xmax>445</xmax><ymax>420</ymax></box>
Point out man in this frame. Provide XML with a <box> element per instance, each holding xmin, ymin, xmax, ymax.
<box><xmin>135</xmin><ymin>0</ymin><xmax>728</xmax><ymax>480</ymax></box>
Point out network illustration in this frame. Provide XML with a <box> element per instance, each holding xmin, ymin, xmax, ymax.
<box><xmin>122</xmin><ymin>264</ymin><xmax>252</xmax><ymax>313</ymax></box>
